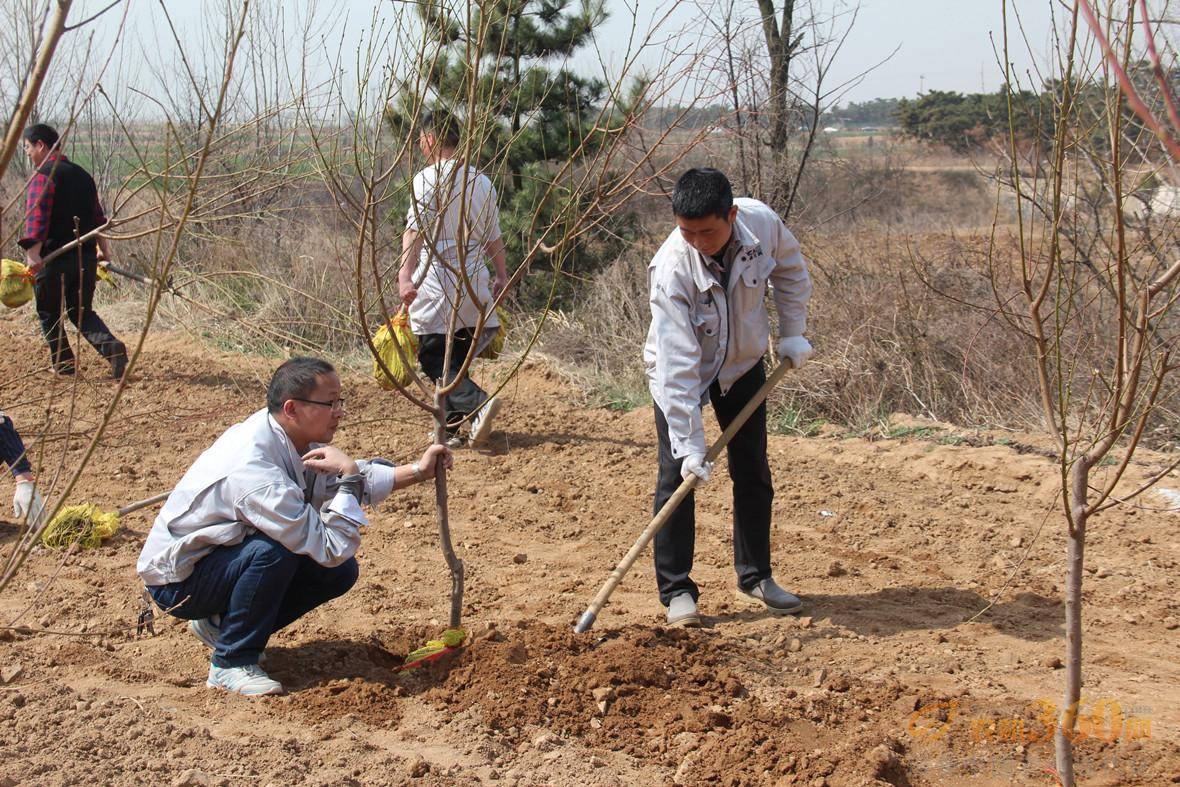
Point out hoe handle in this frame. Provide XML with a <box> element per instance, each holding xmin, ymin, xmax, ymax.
<box><xmin>574</xmin><ymin>358</ymin><xmax>795</xmax><ymax>634</ymax></box>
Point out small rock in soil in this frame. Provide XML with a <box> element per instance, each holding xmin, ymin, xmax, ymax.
<box><xmin>533</xmin><ymin>732</ymin><xmax>559</xmax><ymax>751</ymax></box>
<box><xmin>171</xmin><ymin>769</ymin><xmax>212</xmax><ymax>787</ymax></box>
<box><xmin>591</xmin><ymin>686</ymin><xmax>615</xmax><ymax>703</ymax></box>
<box><xmin>866</xmin><ymin>744</ymin><xmax>898</xmax><ymax>777</ymax></box>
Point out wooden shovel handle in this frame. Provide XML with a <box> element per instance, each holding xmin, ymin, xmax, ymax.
<box><xmin>574</xmin><ymin>358</ymin><xmax>795</xmax><ymax>633</ymax></box>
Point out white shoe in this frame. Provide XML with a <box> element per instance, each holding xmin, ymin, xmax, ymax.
<box><xmin>206</xmin><ymin>663</ymin><xmax>283</xmax><ymax>696</ymax></box>
<box><xmin>469</xmin><ymin>397</ymin><xmax>502</xmax><ymax>447</ymax></box>
<box><xmin>427</xmin><ymin>429</ymin><xmax>465</xmax><ymax>448</ymax></box>
<box><xmin>666</xmin><ymin>593</ymin><xmax>701</xmax><ymax>627</ymax></box>
<box><xmin>190</xmin><ymin>616</ymin><xmax>265</xmax><ymax>663</ymax></box>
<box><xmin>189</xmin><ymin>617</ymin><xmax>220</xmax><ymax>649</ymax></box>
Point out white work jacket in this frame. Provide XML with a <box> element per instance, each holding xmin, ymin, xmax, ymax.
<box><xmin>136</xmin><ymin>409</ymin><xmax>397</xmax><ymax>585</ymax></box>
<box><xmin>644</xmin><ymin>197</ymin><xmax>812</xmax><ymax>459</ymax></box>
<box><xmin>406</xmin><ymin>159</ymin><xmax>503</xmax><ymax>336</ymax></box>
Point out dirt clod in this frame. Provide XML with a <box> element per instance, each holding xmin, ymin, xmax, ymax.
<box><xmin>171</xmin><ymin>769</ymin><xmax>211</xmax><ymax>787</ymax></box>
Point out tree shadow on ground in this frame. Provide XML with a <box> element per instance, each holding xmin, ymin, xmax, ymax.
<box><xmin>707</xmin><ymin>586</ymin><xmax>1062</xmax><ymax>642</ymax></box>
<box><xmin>488</xmin><ymin>430</ymin><xmax>649</xmax><ymax>453</ymax></box>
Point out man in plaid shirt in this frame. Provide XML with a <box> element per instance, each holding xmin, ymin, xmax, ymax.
<box><xmin>20</xmin><ymin>123</ymin><xmax>127</xmax><ymax>379</ymax></box>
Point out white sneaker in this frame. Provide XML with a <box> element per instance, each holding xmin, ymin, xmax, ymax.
<box><xmin>666</xmin><ymin>593</ymin><xmax>701</xmax><ymax>627</ymax></box>
<box><xmin>469</xmin><ymin>397</ymin><xmax>502</xmax><ymax>447</ymax></box>
<box><xmin>189</xmin><ymin>616</ymin><xmax>220</xmax><ymax>649</ymax></box>
<box><xmin>427</xmin><ymin>429</ymin><xmax>466</xmax><ymax>448</ymax></box>
<box><xmin>206</xmin><ymin>663</ymin><xmax>283</xmax><ymax>696</ymax></box>
<box><xmin>190</xmin><ymin>617</ymin><xmax>266</xmax><ymax>663</ymax></box>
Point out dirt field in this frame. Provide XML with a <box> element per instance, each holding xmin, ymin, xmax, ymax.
<box><xmin>1</xmin><ymin>310</ymin><xmax>1178</xmax><ymax>786</ymax></box>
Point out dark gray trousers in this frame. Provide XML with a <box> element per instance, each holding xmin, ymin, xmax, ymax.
<box><xmin>417</xmin><ymin>328</ymin><xmax>488</xmax><ymax>434</ymax></box>
<box><xmin>653</xmin><ymin>360</ymin><xmax>774</xmax><ymax>606</ymax></box>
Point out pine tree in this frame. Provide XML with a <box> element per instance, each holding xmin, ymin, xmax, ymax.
<box><xmin>390</xmin><ymin>0</ymin><xmax>632</xmax><ymax>307</ymax></box>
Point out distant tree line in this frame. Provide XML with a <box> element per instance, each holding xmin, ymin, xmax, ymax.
<box><xmin>896</xmin><ymin>61</ymin><xmax>1179</xmax><ymax>153</ymax></box>
<box><xmin>641</xmin><ymin>62</ymin><xmax>1179</xmax><ymax>158</ymax></box>
<box><xmin>825</xmin><ymin>97</ymin><xmax>900</xmax><ymax>127</ymax></box>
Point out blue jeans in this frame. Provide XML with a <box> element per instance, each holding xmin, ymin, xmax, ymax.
<box><xmin>148</xmin><ymin>532</ymin><xmax>359</xmax><ymax>668</ymax></box>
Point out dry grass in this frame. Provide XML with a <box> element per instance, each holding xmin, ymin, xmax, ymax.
<box><xmin>536</xmin><ymin>228</ymin><xmax>1046</xmax><ymax>433</ymax></box>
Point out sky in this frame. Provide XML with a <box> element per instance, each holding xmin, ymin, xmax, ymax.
<box><xmin>63</xmin><ymin>0</ymin><xmax>1068</xmax><ymax>113</ymax></box>
<box><xmin>581</xmin><ymin>0</ymin><xmax>1062</xmax><ymax>105</ymax></box>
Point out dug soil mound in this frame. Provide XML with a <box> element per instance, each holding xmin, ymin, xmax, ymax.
<box><xmin>0</xmin><ymin>315</ymin><xmax>1177</xmax><ymax>785</ymax></box>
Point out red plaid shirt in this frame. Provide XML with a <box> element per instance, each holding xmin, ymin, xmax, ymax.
<box><xmin>19</xmin><ymin>153</ymin><xmax>107</xmax><ymax>250</ymax></box>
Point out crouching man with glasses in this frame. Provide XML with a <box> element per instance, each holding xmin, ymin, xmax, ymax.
<box><xmin>137</xmin><ymin>357</ymin><xmax>452</xmax><ymax>696</ymax></box>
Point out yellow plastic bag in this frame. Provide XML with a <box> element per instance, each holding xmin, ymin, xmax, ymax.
<box><xmin>372</xmin><ymin>310</ymin><xmax>418</xmax><ymax>390</ymax></box>
<box><xmin>0</xmin><ymin>259</ymin><xmax>34</xmax><ymax>309</ymax></box>
<box><xmin>479</xmin><ymin>308</ymin><xmax>509</xmax><ymax>360</ymax></box>
<box><xmin>96</xmin><ymin>263</ymin><xmax>117</xmax><ymax>288</ymax></box>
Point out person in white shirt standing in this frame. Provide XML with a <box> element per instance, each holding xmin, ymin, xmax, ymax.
<box><xmin>137</xmin><ymin>357</ymin><xmax>452</xmax><ymax>696</ymax></box>
<box><xmin>398</xmin><ymin>110</ymin><xmax>509</xmax><ymax>448</ymax></box>
<box><xmin>644</xmin><ymin>168</ymin><xmax>814</xmax><ymax>627</ymax></box>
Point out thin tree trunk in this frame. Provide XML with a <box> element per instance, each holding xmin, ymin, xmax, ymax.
<box><xmin>0</xmin><ymin>0</ymin><xmax>72</xmax><ymax>178</ymax></box>
<box><xmin>1054</xmin><ymin>459</ymin><xmax>1089</xmax><ymax>787</ymax></box>
<box><xmin>754</xmin><ymin>0</ymin><xmax>797</xmax><ymax>213</ymax></box>
<box><xmin>432</xmin><ymin>392</ymin><xmax>465</xmax><ymax>629</ymax></box>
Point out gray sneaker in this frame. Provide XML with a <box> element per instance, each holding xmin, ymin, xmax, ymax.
<box><xmin>206</xmin><ymin>663</ymin><xmax>283</xmax><ymax>696</ymax></box>
<box><xmin>666</xmin><ymin>592</ymin><xmax>701</xmax><ymax>627</ymax></box>
<box><xmin>736</xmin><ymin>578</ymin><xmax>803</xmax><ymax>615</ymax></box>
<box><xmin>469</xmin><ymin>397</ymin><xmax>502</xmax><ymax>447</ymax></box>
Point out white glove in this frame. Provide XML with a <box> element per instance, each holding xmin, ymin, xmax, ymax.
<box><xmin>680</xmin><ymin>453</ymin><xmax>713</xmax><ymax>484</ymax></box>
<box><xmin>13</xmin><ymin>480</ymin><xmax>45</xmax><ymax>527</ymax></box>
<box><xmin>777</xmin><ymin>335</ymin><xmax>813</xmax><ymax>369</ymax></box>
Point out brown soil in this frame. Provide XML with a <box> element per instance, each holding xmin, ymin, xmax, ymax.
<box><xmin>0</xmin><ymin>311</ymin><xmax>1178</xmax><ymax>786</ymax></box>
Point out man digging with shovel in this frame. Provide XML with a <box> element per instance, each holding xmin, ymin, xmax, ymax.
<box><xmin>646</xmin><ymin>168</ymin><xmax>813</xmax><ymax>628</ymax></box>
<box><xmin>137</xmin><ymin>357</ymin><xmax>452</xmax><ymax>696</ymax></box>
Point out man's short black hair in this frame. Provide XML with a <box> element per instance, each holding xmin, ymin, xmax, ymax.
<box><xmin>22</xmin><ymin>123</ymin><xmax>59</xmax><ymax>149</ymax></box>
<box><xmin>671</xmin><ymin>168</ymin><xmax>734</xmax><ymax>220</ymax></box>
<box><xmin>420</xmin><ymin>108</ymin><xmax>461</xmax><ymax>149</ymax></box>
<box><xmin>267</xmin><ymin>357</ymin><xmax>336</xmax><ymax>413</ymax></box>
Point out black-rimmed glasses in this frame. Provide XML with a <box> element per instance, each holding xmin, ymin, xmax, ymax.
<box><xmin>292</xmin><ymin>397</ymin><xmax>346</xmax><ymax>412</ymax></box>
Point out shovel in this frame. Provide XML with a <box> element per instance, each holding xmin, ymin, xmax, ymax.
<box><xmin>37</xmin><ymin>238</ymin><xmax>174</xmax><ymax>291</ymax></box>
<box><xmin>573</xmin><ymin>358</ymin><xmax>796</xmax><ymax>634</ymax></box>
<box><xmin>41</xmin><ymin>491</ymin><xmax>171</xmax><ymax>550</ymax></box>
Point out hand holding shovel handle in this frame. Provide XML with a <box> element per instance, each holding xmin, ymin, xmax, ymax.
<box><xmin>574</xmin><ymin>358</ymin><xmax>796</xmax><ymax>633</ymax></box>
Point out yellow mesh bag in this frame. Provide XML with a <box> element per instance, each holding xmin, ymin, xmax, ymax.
<box><xmin>372</xmin><ymin>310</ymin><xmax>418</xmax><ymax>390</ymax></box>
<box><xmin>479</xmin><ymin>308</ymin><xmax>509</xmax><ymax>360</ymax></box>
<box><xmin>41</xmin><ymin>505</ymin><xmax>119</xmax><ymax>550</ymax></box>
<box><xmin>1</xmin><ymin>259</ymin><xmax>34</xmax><ymax>309</ymax></box>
